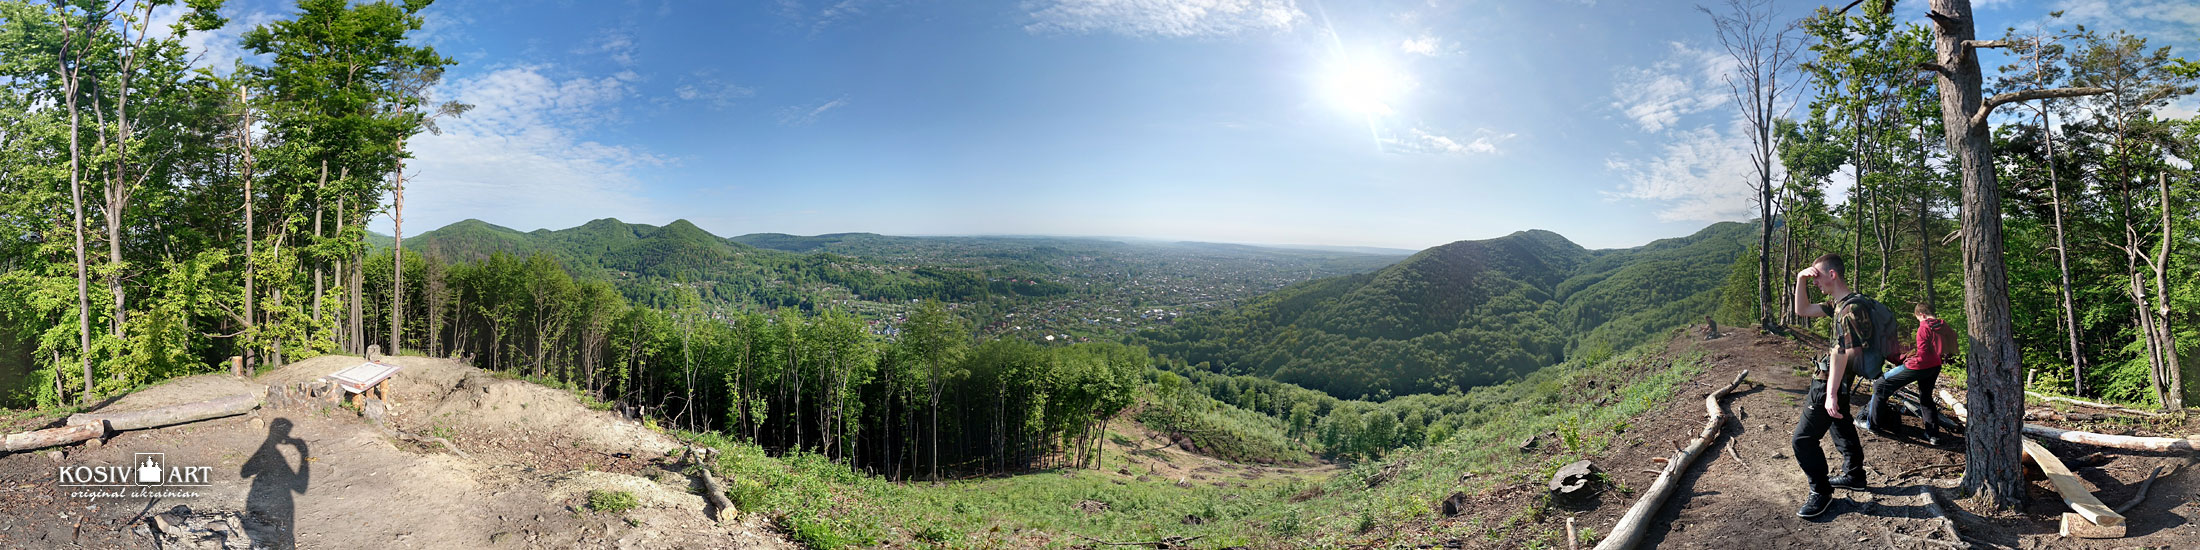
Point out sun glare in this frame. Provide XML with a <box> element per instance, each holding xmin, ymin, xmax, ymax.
<box><xmin>1320</xmin><ymin>55</ymin><xmax>1413</xmax><ymax>118</ymax></box>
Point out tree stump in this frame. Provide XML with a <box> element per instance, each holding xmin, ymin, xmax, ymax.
<box><xmin>1550</xmin><ymin>460</ymin><xmax>1601</xmax><ymax>497</ymax></box>
<box><xmin>1436</xmin><ymin>491</ymin><xmax>1473</xmax><ymax>516</ymax></box>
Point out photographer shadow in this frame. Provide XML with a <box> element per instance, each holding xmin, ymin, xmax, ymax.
<box><xmin>241</xmin><ymin>418</ymin><xmax>310</xmax><ymax>549</ymax></box>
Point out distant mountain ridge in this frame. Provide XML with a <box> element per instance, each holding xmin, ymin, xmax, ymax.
<box><xmin>1135</xmin><ymin>222</ymin><xmax>1754</xmax><ymax>399</ymax></box>
<box><xmin>398</xmin><ymin>218</ymin><xmax>1408</xmax><ymax>310</ymax></box>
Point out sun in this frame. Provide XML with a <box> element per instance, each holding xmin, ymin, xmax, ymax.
<box><xmin>1319</xmin><ymin>54</ymin><xmax>1413</xmax><ymax>118</ymax></box>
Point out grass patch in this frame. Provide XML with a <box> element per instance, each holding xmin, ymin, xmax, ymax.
<box><xmin>587</xmin><ymin>490</ymin><xmax>638</xmax><ymax>514</ymax></box>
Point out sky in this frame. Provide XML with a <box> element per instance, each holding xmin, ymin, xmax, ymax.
<box><xmin>156</xmin><ymin>0</ymin><xmax>2200</xmax><ymax>250</ymax></box>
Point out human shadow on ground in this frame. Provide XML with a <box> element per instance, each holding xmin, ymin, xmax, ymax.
<box><xmin>241</xmin><ymin>418</ymin><xmax>309</xmax><ymax>549</ymax></box>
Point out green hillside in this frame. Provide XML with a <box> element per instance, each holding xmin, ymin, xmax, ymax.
<box><xmin>1135</xmin><ymin>222</ymin><xmax>1754</xmax><ymax>399</ymax></box>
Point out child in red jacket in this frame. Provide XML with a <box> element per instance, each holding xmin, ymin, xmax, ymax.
<box><xmin>1867</xmin><ymin>302</ymin><xmax>1954</xmax><ymax>445</ymax></box>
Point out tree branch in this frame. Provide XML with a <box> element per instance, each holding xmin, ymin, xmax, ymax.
<box><xmin>1926</xmin><ymin>10</ymin><xmax>1956</xmax><ymax>30</ymax></box>
<box><xmin>1973</xmin><ymin>87</ymin><xmax>2111</xmax><ymax>128</ymax></box>
<box><xmin>1916</xmin><ymin>62</ymin><xmax>1953</xmax><ymax>79</ymax></box>
<box><xmin>1964</xmin><ymin>40</ymin><xmax>2010</xmax><ymax>49</ymax></box>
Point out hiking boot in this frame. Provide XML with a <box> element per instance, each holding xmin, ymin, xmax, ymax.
<box><xmin>1828</xmin><ymin>473</ymin><xmax>1867</xmax><ymax>490</ymax></box>
<box><xmin>1796</xmin><ymin>491</ymin><xmax>1834</xmax><ymax>518</ymax></box>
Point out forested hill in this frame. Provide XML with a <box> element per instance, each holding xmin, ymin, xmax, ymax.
<box><xmin>1135</xmin><ymin>221</ymin><xmax>1755</xmax><ymax>399</ymax></box>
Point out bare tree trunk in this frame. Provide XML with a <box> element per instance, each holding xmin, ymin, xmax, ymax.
<box><xmin>1923</xmin><ymin>0</ymin><xmax>2102</xmax><ymax>509</ymax></box>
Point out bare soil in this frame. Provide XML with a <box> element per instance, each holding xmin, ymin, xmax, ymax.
<box><xmin>1415</xmin><ymin>328</ymin><xmax>2200</xmax><ymax>549</ymax></box>
<box><xmin>0</xmin><ymin>355</ymin><xmax>791</xmax><ymax>549</ymax></box>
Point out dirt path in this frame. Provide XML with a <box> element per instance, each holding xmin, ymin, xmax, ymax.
<box><xmin>0</xmin><ymin>355</ymin><xmax>791</xmax><ymax>549</ymax></box>
<box><xmin>1433</xmin><ymin>329</ymin><xmax>2200</xmax><ymax>549</ymax></box>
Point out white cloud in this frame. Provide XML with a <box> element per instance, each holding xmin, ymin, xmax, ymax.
<box><xmin>1603</xmin><ymin>125</ymin><xmax>1767</xmax><ymax>222</ymax></box>
<box><xmin>1387</xmin><ymin>127</ymin><xmax>1513</xmax><ymax>155</ymax></box>
<box><xmin>146</xmin><ymin>5</ymin><xmax>280</xmax><ymax>74</ymax></box>
<box><xmin>385</xmin><ymin>65</ymin><xmax>666</xmax><ymax>234</ymax></box>
<box><xmin>1025</xmin><ymin>0</ymin><xmax>1305</xmax><ymax>37</ymax></box>
<box><xmin>2051</xmin><ymin>0</ymin><xmax>2200</xmax><ymax>40</ymax></box>
<box><xmin>1610</xmin><ymin>42</ymin><xmax>1732</xmax><ymax>133</ymax></box>
<box><xmin>1400</xmin><ymin>35</ymin><xmax>1444</xmax><ymax>56</ymax></box>
<box><xmin>778</xmin><ymin>96</ymin><xmax>850</xmax><ymax>126</ymax></box>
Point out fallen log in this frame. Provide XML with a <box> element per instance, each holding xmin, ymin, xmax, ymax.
<box><xmin>2025</xmin><ymin>391</ymin><xmax>2161</xmax><ymax>418</ymax></box>
<box><xmin>2</xmin><ymin>423</ymin><xmax>106</xmax><ymax>453</ymax></box>
<box><xmin>1939</xmin><ymin>389</ymin><xmax>2198</xmax><ymax>452</ymax></box>
<box><xmin>685</xmin><ymin>445</ymin><xmax>735</xmax><ymax>522</ymax></box>
<box><xmin>67</xmin><ymin>394</ymin><xmax>260</xmax><ymax>432</ymax></box>
<box><xmin>2018</xmin><ymin>438</ymin><xmax>2123</xmax><ymax>532</ymax></box>
<box><xmin>1592</xmin><ymin>370</ymin><xmax>1748</xmax><ymax>550</ymax></box>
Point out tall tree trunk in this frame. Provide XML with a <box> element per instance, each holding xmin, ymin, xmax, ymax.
<box><xmin>1916</xmin><ymin>105</ymin><xmax>1937</xmax><ymax>311</ymax></box>
<box><xmin>1851</xmin><ymin>103</ymin><xmax>1866</xmax><ymax>281</ymax></box>
<box><xmin>391</xmin><ymin>159</ymin><xmax>404</xmax><ymax>355</ymax></box>
<box><xmin>312</xmin><ymin>162</ymin><xmax>327</xmax><ymax>323</ymax></box>
<box><xmin>1927</xmin><ymin>0</ymin><xmax>2030</xmax><ymax>510</ymax></box>
<box><xmin>335</xmin><ymin>197</ymin><xmax>348</xmax><ymax>354</ymax></box>
<box><xmin>239</xmin><ymin>87</ymin><xmax>256</xmax><ymax>375</ymax></box>
<box><xmin>350</xmin><ymin>216</ymin><xmax>363</xmax><ymax>356</ymax></box>
<box><xmin>2150</xmin><ymin>172</ymin><xmax>2182</xmax><ymax>409</ymax></box>
<box><xmin>65</xmin><ymin>48</ymin><xmax>90</xmax><ymax>404</ymax></box>
<box><xmin>2038</xmin><ymin>108</ymin><xmax>2085</xmax><ymax>395</ymax></box>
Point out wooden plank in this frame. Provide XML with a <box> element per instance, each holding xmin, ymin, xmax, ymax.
<box><xmin>2021</xmin><ymin>438</ymin><xmax>2122</xmax><ymax>528</ymax></box>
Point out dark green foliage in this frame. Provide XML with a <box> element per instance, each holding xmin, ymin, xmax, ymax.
<box><xmin>1138</xmin><ymin>222</ymin><xmax>1753</xmax><ymax>399</ymax></box>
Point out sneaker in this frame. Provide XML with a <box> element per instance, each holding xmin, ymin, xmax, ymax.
<box><xmin>1828</xmin><ymin>474</ymin><xmax>1867</xmax><ymax>490</ymax></box>
<box><xmin>1796</xmin><ymin>491</ymin><xmax>1834</xmax><ymax>518</ymax></box>
<box><xmin>1923</xmin><ymin>433</ymin><xmax>1944</xmax><ymax>447</ymax></box>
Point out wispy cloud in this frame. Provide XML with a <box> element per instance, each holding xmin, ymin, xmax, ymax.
<box><xmin>1603</xmin><ymin>125</ymin><xmax>1764</xmax><ymax>222</ymax></box>
<box><xmin>1400</xmin><ymin>35</ymin><xmax>1445</xmax><ymax>56</ymax></box>
<box><xmin>672</xmin><ymin>72</ymin><xmax>757</xmax><ymax>110</ymax></box>
<box><xmin>778</xmin><ymin>96</ymin><xmax>850</xmax><ymax>126</ymax></box>
<box><xmin>1610</xmin><ymin>42</ymin><xmax>1731</xmax><ymax>133</ymax></box>
<box><xmin>390</xmin><ymin>65</ymin><xmax>666</xmax><ymax>234</ymax></box>
<box><xmin>1387</xmin><ymin>127</ymin><xmax>1513</xmax><ymax>155</ymax></box>
<box><xmin>577</xmin><ymin>27</ymin><xmax>639</xmax><ymax>66</ymax></box>
<box><xmin>776</xmin><ymin>0</ymin><xmax>887</xmax><ymax>31</ymax></box>
<box><xmin>1024</xmin><ymin>0</ymin><xmax>1306</xmax><ymax>38</ymax></box>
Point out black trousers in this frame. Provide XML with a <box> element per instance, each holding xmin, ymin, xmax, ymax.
<box><xmin>1868</xmin><ymin>366</ymin><xmax>1941</xmax><ymax>437</ymax></box>
<box><xmin>1792</xmin><ymin>376</ymin><xmax>1863</xmax><ymax>494</ymax></box>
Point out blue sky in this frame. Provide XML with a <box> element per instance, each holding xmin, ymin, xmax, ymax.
<box><xmin>160</xmin><ymin>0</ymin><xmax>2200</xmax><ymax>250</ymax></box>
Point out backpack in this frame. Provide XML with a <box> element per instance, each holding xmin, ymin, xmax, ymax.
<box><xmin>1836</xmin><ymin>293</ymin><xmax>1900</xmax><ymax>380</ymax></box>
<box><xmin>1930</xmin><ymin>318</ymin><xmax>1960</xmax><ymax>365</ymax></box>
